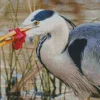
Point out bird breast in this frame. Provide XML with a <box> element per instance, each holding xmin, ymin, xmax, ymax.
<box><xmin>38</xmin><ymin>36</ymin><xmax>97</xmax><ymax>97</ymax></box>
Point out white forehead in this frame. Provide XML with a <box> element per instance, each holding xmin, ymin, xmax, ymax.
<box><xmin>22</xmin><ymin>9</ymin><xmax>44</xmax><ymax>25</ymax></box>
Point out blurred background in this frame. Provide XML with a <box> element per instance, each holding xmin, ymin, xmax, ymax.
<box><xmin>0</xmin><ymin>0</ymin><xmax>100</xmax><ymax>100</ymax></box>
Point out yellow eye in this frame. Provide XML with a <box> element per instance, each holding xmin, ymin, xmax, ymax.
<box><xmin>34</xmin><ymin>21</ymin><xmax>40</xmax><ymax>25</ymax></box>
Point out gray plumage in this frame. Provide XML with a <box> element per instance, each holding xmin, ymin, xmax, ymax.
<box><xmin>69</xmin><ymin>23</ymin><xmax>100</xmax><ymax>82</ymax></box>
<box><xmin>67</xmin><ymin>23</ymin><xmax>100</xmax><ymax>97</ymax></box>
<box><xmin>22</xmin><ymin>9</ymin><xmax>100</xmax><ymax>99</ymax></box>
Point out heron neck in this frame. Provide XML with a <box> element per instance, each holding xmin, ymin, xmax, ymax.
<box><xmin>51</xmin><ymin>23</ymin><xmax>69</xmax><ymax>54</ymax></box>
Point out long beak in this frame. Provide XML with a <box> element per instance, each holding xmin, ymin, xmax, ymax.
<box><xmin>0</xmin><ymin>27</ymin><xmax>31</xmax><ymax>47</ymax></box>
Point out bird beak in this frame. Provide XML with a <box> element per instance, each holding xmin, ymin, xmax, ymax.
<box><xmin>0</xmin><ymin>26</ymin><xmax>32</xmax><ymax>47</ymax></box>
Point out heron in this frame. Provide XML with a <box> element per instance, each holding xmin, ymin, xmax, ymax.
<box><xmin>0</xmin><ymin>9</ymin><xmax>100</xmax><ymax>100</ymax></box>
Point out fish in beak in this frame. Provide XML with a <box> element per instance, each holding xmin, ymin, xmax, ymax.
<box><xmin>0</xmin><ymin>26</ymin><xmax>32</xmax><ymax>50</ymax></box>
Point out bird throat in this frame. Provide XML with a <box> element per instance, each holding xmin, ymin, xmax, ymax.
<box><xmin>36</xmin><ymin>33</ymin><xmax>51</xmax><ymax>67</ymax></box>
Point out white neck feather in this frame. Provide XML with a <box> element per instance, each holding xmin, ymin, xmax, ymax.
<box><xmin>40</xmin><ymin>18</ymin><xmax>69</xmax><ymax>61</ymax></box>
<box><xmin>51</xmin><ymin>20</ymin><xmax>69</xmax><ymax>54</ymax></box>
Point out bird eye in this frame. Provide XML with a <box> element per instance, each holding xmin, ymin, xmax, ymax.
<box><xmin>34</xmin><ymin>21</ymin><xmax>40</xmax><ymax>25</ymax></box>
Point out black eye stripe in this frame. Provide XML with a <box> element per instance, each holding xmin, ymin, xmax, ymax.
<box><xmin>31</xmin><ymin>10</ymin><xmax>54</xmax><ymax>21</ymax></box>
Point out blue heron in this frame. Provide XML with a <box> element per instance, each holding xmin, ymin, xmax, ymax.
<box><xmin>21</xmin><ymin>9</ymin><xmax>100</xmax><ymax>100</ymax></box>
<box><xmin>2</xmin><ymin>9</ymin><xmax>100</xmax><ymax>100</ymax></box>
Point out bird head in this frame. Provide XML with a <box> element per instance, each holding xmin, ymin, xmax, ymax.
<box><xmin>21</xmin><ymin>9</ymin><xmax>67</xmax><ymax>37</ymax></box>
<box><xmin>0</xmin><ymin>9</ymin><xmax>74</xmax><ymax>49</ymax></box>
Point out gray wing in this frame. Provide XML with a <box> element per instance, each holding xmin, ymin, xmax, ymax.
<box><xmin>82</xmin><ymin>39</ymin><xmax>100</xmax><ymax>85</ymax></box>
<box><xmin>68</xmin><ymin>23</ymin><xmax>100</xmax><ymax>85</ymax></box>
